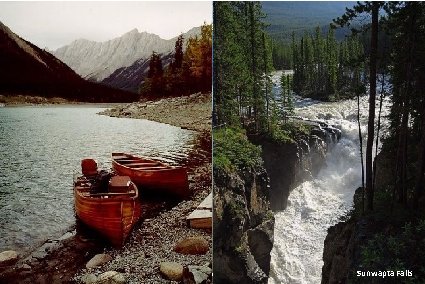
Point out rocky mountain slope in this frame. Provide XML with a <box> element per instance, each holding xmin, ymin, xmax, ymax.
<box><xmin>53</xmin><ymin>26</ymin><xmax>201</xmax><ymax>82</ymax></box>
<box><xmin>101</xmin><ymin>53</ymin><xmax>174</xmax><ymax>93</ymax></box>
<box><xmin>0</xmin><ymin>21</ymin><xmax>137</xmax><ymax>102</ymax></box>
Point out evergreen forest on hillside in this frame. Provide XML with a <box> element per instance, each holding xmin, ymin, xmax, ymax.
<box><xmin>139</xmin><ymin>23</ymin><xmax>212</xmax><ymax>99</ymax></box>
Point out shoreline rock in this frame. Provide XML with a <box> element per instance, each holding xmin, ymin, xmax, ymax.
<box><xmin>0</xmin><ymin>251</ymin><xmax>18</xmax><ymax>267</ymax></box>
<box><xmin>86</xmin><ymin>254</ymin><xmax>113</xmax><ymax>269</ymax></box>
<box><xmin>160</xmin><ymin>262</ymin><xmax>184</xmax><ymax>281</ymax></box>
<box><xmin>174</xmin><ymin>236</ymin><xmax>209</xmax><ymax>255</ymax></box>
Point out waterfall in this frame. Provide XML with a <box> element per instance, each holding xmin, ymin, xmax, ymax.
<box><xmin>268</xmin><ymin>71</ymin><xmax>389</xmax><ymax>284</ymax></box>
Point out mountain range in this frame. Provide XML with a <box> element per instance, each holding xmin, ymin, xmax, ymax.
<box><xmin>0</xmin><ymin>21</ymin><xmax>137</xmax><ymax>102</ymax></box>
<box><xmin>53</xmin><ymin>26</ymin><xmax>201</xmax><ymax>92</ymax></box>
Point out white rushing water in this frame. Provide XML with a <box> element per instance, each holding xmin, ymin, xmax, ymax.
<box><xmin>268</xmin><ymin>71</ymin><xmax>389</xmax><ymax>284</ymax></box>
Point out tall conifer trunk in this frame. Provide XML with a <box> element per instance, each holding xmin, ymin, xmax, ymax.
<box><xmin>366</xmin><ymin>2</ymin><xmax>379</xmax><ymax>211</ymax></box>
<box><xmin>249</xmin><ymin>2</ymin><xmax>258</xmax><ymax>132</ymax></box>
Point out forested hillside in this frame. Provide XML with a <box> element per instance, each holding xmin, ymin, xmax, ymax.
<box><xmin>139</xmin><ymin>23</ymin><xmax>212</xmax><ymax>99</ymax></box>
<box><xmin>263</xmin><ymin>1</ymin><xmax>352</xmax><ymax>42</ymax></box>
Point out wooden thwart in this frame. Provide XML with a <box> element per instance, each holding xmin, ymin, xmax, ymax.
<box><xmin>187</xmin><ymin>193</ymin><xmax>212</xmax><ymax>229</ymax></box>
<box><xmin>125</xmin><ymin>162</ymin><xmax>160</xmax><ymax>167</ymax></box>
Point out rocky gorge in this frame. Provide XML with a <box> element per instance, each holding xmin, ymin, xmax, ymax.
<box><xmin>213</xmin><ymin>118</ymin><xmax>338</xmax><ymax>283</ymax></box>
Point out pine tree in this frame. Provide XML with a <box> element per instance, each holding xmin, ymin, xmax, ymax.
<box><xmin>140</xmin><ymin>51</ymin><xmax>164</xmax><ymax>98</ymax></box>
<box><xmin>384</xmin><ymin>2</ymin><xmax>425</xmax><ymax>208</ymax></box>
<box><xmin>213</xmin><ymin>2</ymin><xmax>250</xmax><ymax>125</ymax></box>
<box><xmin>327</xmin><ymin>27</ymin><xmax>338</xmax><ymax>98</ymax></box>
<box><xmin>213</xmin><ymin>1</ymin><xmax>274</xmax><ymax>134</ymax></box>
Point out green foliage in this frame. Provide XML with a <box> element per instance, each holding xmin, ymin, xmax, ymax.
<box><xmin>280</xmin><ymin>73</ymin><xmax>294</xmax><ymax>117</ymax></box>
<box><xmin>228</xmin><ymin>200</ymin><xmax>246</xmax><ymax>218</ymax></box>
<box><xmin>214</xmin><ymin>1</ymin><xmax>312</xmax><ymax>147</ymax></box>
<box><xmin>213</xmin><ymin>127</ymin><xmax>262</xmax><ymax>173</ymax></box>
<box><xmin>141</xmin><ymin>52</ymin><xmax>165</xmax><ymax>97</ymax></box>
<box><xmin>353</xmin><ymin>219</ymin><xmax>425</xmax><ymax>283</ymax></box>
<box><xmin>271</xmin><ymin>40</ymin><xmax>293</xmax><ymax>69</ymax></box>
<box><xmin>267</xmin><ymin>127</ymin><xmax>294</xmax><ymax>145</ymax></box>
<box><xmin>267</xmin><ymin>121</ymin><xmax>311</xmax><ymax>145</ymax></box>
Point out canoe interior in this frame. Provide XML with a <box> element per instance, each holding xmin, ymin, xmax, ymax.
<box><xmin>112</xmin><ymin>152</ymin><xmax>190</xmax><ymax>198</ymax></box>
<box><xmin>74</xmin><ymin>174</ymin><xmax>141</xmax><ymax>247</ymax></box>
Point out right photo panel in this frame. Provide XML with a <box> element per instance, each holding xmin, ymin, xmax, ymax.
<box><xmin>213</xmin><ymin>1</ymin><xmax>425</xmax><ymax>284</ymax></box>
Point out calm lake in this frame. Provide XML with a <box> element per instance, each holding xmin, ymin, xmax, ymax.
<box><xmin>0</xmin><ymin>106</ymin><xmax>194</xmax><ymax>253</ymax></box>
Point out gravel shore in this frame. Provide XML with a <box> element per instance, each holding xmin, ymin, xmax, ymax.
<box><xmin>99</xmin><ymin>92</ymin><xmax>212</xmax><ymax>132</ymax></box>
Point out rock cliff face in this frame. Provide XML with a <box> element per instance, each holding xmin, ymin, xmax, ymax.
<box><xmin>251</xmin><ymin>126</ymin><xmax>331</xmax><ymax>211</ymax></box>
<box><xmin>322</xmin><ymin>219</ymin><xmax>357</xmax><ymax>284</ymax></box>
<box><xmin>213</xmin><ymin>165</ymin><xmax>274</xmax><ymax>284</ymax></box>
<box><xmin>259</xmin><ymin>141</ymin><xmax>300</xmax><ymax>211</ymax></box>
<box><xmin>53</xmin><ymin>27</ymin><xmax>201</xmax><ymax>82</ymax></box>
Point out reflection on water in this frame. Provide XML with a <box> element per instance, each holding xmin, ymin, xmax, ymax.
<box><xmin>0</xmin><ymin>106</ymin><xmax>194</xmax><ymax>252</ymax></box>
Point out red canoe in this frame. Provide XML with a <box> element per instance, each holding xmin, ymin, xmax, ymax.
<box><xmin>74</xmin><ymin>160</ymin><xmax>141</xmax><ymax>246</ymax></box>
<box><xmin>111</xmin><ymin>152</ymin><xmax>189</xmax><ymax>199</ymax></box>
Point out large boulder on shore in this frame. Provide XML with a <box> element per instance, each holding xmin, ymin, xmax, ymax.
<box><xmin>86</xmin><ymin>253</ymin><xmax>113</xmax><ymax>269</ymax></box>
<box><xmin>174</xmin><ymin>236</ymin><xmax>209</xmax><ymax>255</ymax></box>
<box><xmin>0</xmin><ymin>250</ymin><xmax>18</xmax><ymax>266</ymax></box>
<box><xmin>160</xmin><ymin>261</ymin><xmax>184</xmax><ymax>281</ymax></box>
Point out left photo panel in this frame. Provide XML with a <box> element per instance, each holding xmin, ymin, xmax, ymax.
<box><xmin>0</xmin><ymin>2</ymin><xmax>212</xmax><ymax>283</ymax></box>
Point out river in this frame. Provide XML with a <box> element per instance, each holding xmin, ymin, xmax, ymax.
<box><xmin>0</xmin><ymin>106</ymin><xmax>194</xmax><ymax>253</ymax></box>
<box><xmin>268</xmin><ymin>71</ymin><xmax>389</xmax><ymax>283</ymax></box>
